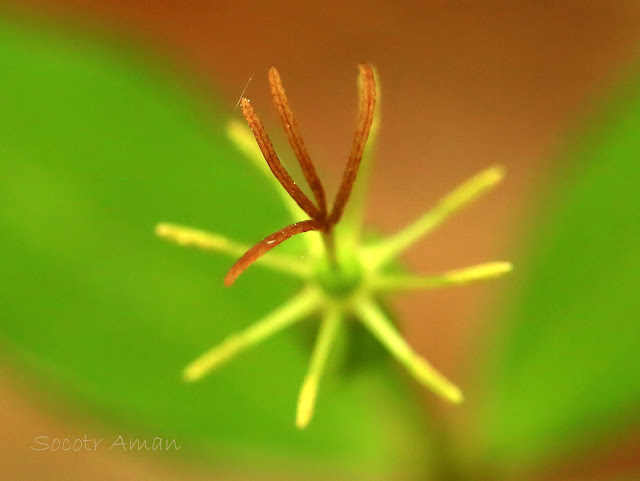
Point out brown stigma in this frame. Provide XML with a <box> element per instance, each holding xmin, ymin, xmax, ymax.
<box><xmin>224</xmin><ymin>64</ymin><xmax>377</xmax><ymax>286</ymax></box>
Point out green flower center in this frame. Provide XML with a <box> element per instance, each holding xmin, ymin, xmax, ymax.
<box><xmin>314</xmin><ymin>252</ymin><xmax>364</xmax><ymax>299</ymax></box>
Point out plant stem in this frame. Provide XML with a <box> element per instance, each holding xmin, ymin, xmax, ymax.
<box><xmin>321</xmin><ymin>230</ymin><xmax>338</xmax><ymax>268</ymax></box>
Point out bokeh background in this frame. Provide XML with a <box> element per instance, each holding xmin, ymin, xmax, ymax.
<box><xmin>1</xmin><ymin>1</ymin><xmax>639</xmax><ymax>480</ymax></box>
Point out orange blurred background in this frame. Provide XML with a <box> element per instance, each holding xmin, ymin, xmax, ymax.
<box><xmin>2</xmin><ymin>1</ymin><xmax>640</xmax><ymax>479</ymax></box>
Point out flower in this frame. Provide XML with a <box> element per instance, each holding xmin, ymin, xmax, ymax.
<box><xmin>156</xmin><ymin>65</ymin><xmax>511</xmax><ymax>429</ymax></box>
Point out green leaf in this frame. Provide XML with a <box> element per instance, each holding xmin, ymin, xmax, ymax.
<box><xmin>477</xmin><ymin>71</ymin><xmax>640</xmax><ymax>470</ymax></box>
<box><xmin>0</xmin><ymin>15</ymin><xmax>428</xmax><ymax>477</ymax></box>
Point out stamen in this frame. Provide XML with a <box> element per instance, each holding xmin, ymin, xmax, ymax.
<box><xmin>224</xmin><ymin>220</ymin><xmax>321</xmax><ymax>286</ymax></box>
<box><xmin>269</xmin><ymin>67</ymin><xmax>327</xmax><ymax>216</ymax></box>
<box><xmin>328</xmin><ymin>64</ymin><xmax>377</xmax><ymax>226</ymax></box>
<box><xmin>296</xmin><ymin>305</ymin><xmax>341</xmax><ymax>429</ymax></box>
<box><xmin>156</xmin><ymin>222</ymin><xmax>312</xmax><ymax>279</ymax></box>
<box><xmin>183</xmin><ymin>288</ymin><xmax>321</xmax><ymax>382</ymax></box>
<box><xmin>241</xmin><ymin>98</ymin><xmax>321</xmax><ymax>220</ymax></box>
<box><xmin>365</xmin><ymin>165</ymin><xmax>506</xmax><ymax>268</ymax></box>
<box><xmin>371</xmin><ymin>262</ymin><xmax>513</xmax><ymax>291</ymax></box>
<box><xmin>354</xmin><ymin>296</ymin><xmax>463</xmax><ymax>404</ymax></box>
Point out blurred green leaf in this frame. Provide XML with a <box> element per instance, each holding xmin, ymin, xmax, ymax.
<box><xmin>478</xmin><ymin>72</ymin><xmax>640</xmax><ymax>470</ymax></box>
<box><xmin>0</xmin><ymin>15</ymin><xmax>428</xmax><ymax>478</ymax></box>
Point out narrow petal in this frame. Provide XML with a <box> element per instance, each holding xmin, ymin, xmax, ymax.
<box><xmin>371</xmin><ymin>262</ymin><xmax>513</xmax><ymax>291</ymax></box>
<box><xmin>339</xmin><ymin>65</ymin><xmax>381</xmax><ymax>247</ymax></box>
<box><xmin>269</xmin><ymin>67</ymin><xmax>327</xmax><ymax>215</ymax></box>
<box><xmin>227</xmin><ymin>122</ymin><xmax>323</xmax><ymax>256</ymax></box>
<box><xmin>226</xmin><ymin>122</ymin><xmax>305</xmax><ymax>221</ymax></box>
<box><xmin>224</xmin><ymin>220</ymin><xmax>321</xmax><ymax>286</ymax></box>
<box><xmin>353</xmin><ymin>296</ymin><xmax>463</xmax><ymax>403</ymax></box>
<box><xmin>241</xmin><ymin>98</ymin><xmax>321</xmax><ymax>220</ymax></box>
<box><xmin>296</xmin><ymin>305</ymin><xmax>342</xmax><ymax>429</ymax></box>
<box><xmin>365</xmin><ymin>165</ymin><xmax>505</xmax><ymax>268</ymax></box>
<box><xmin>155</xmin><ymin>222</ymin><xmax>311</xmax><ymax>279</ymax></box>
<box><xmin>183</xmin><ymin>288</ymin><xmax>321</xmax><ymax>382</ymax></box>
<box><xmin>328</xmin><ymin>64</ymin><xmax>377</xmax><ymax>226</ymax></box>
